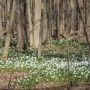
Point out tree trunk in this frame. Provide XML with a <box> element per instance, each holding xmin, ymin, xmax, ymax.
<box><xmin>26</xmin><ymin>0</ymin><xmax>33</xmax><ymax>47</ymax></box>
<box><xmin>42</xmin><ymin>0</ymin><xmax>48</xmax><ymax>45</ymax></box>
<box><xmin>2</xmin><ymin>0</ymin><xmax>16</xmax><ymax>58</ymax></box>
<box><xmin>34</xmin><ymin>0</ymin><xmax>41</xmax><ymax>48</ymax></box>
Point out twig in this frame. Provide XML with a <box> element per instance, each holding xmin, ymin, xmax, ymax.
<box><xmin>7</xmin><ymin>71</ymin><xmax>14</xmax><ymax>89</ymax></box>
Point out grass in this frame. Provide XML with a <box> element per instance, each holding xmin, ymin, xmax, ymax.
<box><xmin>0</xmin><ymin>37</ymin><xmax>90</xmax><ymax>89</ymax></box>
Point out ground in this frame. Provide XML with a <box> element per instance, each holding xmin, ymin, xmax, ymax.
<box><xmin>0</xmin><ymin>38</ymin><xmax>90</xmax><ymax>90</ymax></box>
<box><xmin>0</xmin><ymin>72</ymin><xmax>90</xmax><ymax>90</ymax></box>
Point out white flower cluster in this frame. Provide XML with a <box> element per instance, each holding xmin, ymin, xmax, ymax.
<box><xmin>0</xmin><ymin>55</ymin><xmax>89</xmax><ymax>82</ymax></box>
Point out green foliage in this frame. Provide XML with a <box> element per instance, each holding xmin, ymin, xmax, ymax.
<box><xmin>0</xmin><ymin>38</ymin><xmax>90</xmax><ymax>89</ymax></box>
<box><xmin>17</xmin><ymin>75</ymin><xmax>39</xmax><ymax>89</ymax></box>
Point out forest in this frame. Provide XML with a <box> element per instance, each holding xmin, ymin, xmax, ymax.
<box><xmin>0</xmin><ymin>0</ymin><xmax>90</xmax><ymax>90</ymax></box>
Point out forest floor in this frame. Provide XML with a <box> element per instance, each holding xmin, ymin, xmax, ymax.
<box><xmin>0</xmin><ymin>72</ymin><xmax>90</xmax><ymax>90</ymax></box>
<box><xmin>0</xmin><ymin>72</ymin><xmax>29</xmax><ymax>90</ymax></box>
<box><xmin>0</xmin><ymin>38</ymin><xmax>90</xmax><ymax>90</ymax></box>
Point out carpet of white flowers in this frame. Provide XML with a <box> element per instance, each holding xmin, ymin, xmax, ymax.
<box><xmin>0</xmin><ymin>38</ymin><xmax>90</xmax><ymax>88</ymax></box>
<box><xmin>0</xmin><ymin>52</ymin><xmax>90</xmax><ymax>87</ymax></box>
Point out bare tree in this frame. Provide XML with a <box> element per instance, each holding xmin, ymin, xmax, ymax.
<box><xmin>2</xmin><ymin>0</ymin><xmax>16</xmax><ymax>58</ymax></box>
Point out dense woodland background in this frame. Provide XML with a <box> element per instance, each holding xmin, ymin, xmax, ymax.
<box><xmin>0</xmin><ymin>0</ymin><xmax>90</xmax><ymax>89</ymax></box>
<box><xmin>0</xmin><ymin>0</ymin><xmax>90</xmax><ymax>58</ymax></box>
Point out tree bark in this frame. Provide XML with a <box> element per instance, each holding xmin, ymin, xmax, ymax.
<box><xmin>34</xmin><ymin>0</ymin><xmax>41</xmax><ymax>48</ymax></box>
<box><xmin>2</xmin><ymin>0</ymin><xmax>16</xmax><ymax>58</ymax></box>
<box><xmin>26</xmin><ymin>0</ymin><xmax>32</xmax><ymax>47</ymax></box>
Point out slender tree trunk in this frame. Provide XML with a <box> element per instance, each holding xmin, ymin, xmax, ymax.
<box><xmin>42</xmin><ymin>0</ymin><xmax>48</xmax><ymax>44</ymax></box>
<box><xmin>75</xmin><ymin>0</ymin><xmax>90</xmax><ymax>49</ymax></box>
<box><xmin>59</xmin><ymin>0</ymin><xmax>64</xmax><ymax>35</ymax></box>
<box><xmin>26</xmin><ymin>0</ymin><xmax>32</xmax><ymax>47</ymax></box>
<box><xmin>2</xmin><ymin>0</ymin><xmax>16</xmax><ymax>58</ymax></box>
<box><xmin>38</xmin><ymin>0</ymin><xmax>43</xmax><ymax>58</ymax></box>
<box><xmin>16</xmin><ymin>0</ymin><xmax>24</xmax><ymax>49</ymax></box>
<box><xmin>30</xmin><ymin>0</ymin><xmax>35</xmax><ymax>47</ymax></box>
<box><xmin>34</xmin><ymin>0</ymin><xmax>41</xmax><ymax>48</ymax></box>
<box><xmin>55</xmin><ymin>0</ymin><xmax>60</xmax><ymax>40</ymax></box>
<box><xmin>0</xmin><ymin>3</ymin><xmax>2</xmax><ymax>30</ymax></box>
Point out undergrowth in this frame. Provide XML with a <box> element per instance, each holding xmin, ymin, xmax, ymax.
<box><xmin>0</xmin><ymin>37</ymin><xmax>90</xmax><ymax>89</ymax></box>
